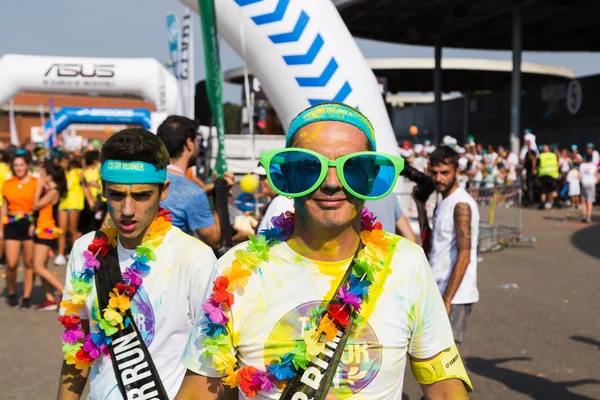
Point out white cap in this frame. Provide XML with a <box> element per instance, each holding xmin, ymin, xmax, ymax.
<box><xmin>524</xmin><ymin>132</ymin><xmax>536</xmax><ymax>142</ymax></box>
<box><xmin>400</xmin><ymin>149</ymin><xmax>414</xmax><ymax>158</ymax></box>
<box><xmin>457</xmin><ymin>146</ymin><xmax>466</xmax><ymax>154</ymax></box>
<box><xmin>414</xmin><ymin>144</ymin><xmax>424</xmax><ymax>153</ymax></box>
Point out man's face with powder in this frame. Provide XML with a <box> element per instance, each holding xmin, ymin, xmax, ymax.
<box><xmin>291</xmin><ymin>121</ymin><xmax>369</xmax><ymax>229</ymax></box>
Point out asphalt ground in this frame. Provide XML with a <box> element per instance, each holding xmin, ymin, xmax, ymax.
<box><xmin>1</xmin><ymin>207</ymin><xmax>599</xmax><ymax>400</ymax></box>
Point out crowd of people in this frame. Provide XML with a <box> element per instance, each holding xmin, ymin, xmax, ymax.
<box><xmin>1</xmin><ymin>108</ymin><xmax>597</xmax><ymax>399</ymax></box>
<box><xmin>399</xmin><ymin>131</ymin><xmax>599</xmax><ymax>222</ymax></box>
<box><xmin>0</xmin><ymin>145</ymin><xmax>105</xmax><ymax>310</ymax></box>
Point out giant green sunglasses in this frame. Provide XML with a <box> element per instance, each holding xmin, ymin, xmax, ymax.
<box><xmin>260</xmin><ymin>148</ymin><xmax>405</xmax><ymax>200</ymax></box>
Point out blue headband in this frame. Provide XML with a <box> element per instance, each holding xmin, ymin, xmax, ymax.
<box><xmin>286</xmin><ymin>102</ymin><xmax>376</xmax><ymax>150</ymax></box>
<box><xmin>100</xmin><ymin>160</ymin><xmax>167</xmax><ymax>184</ymax></box>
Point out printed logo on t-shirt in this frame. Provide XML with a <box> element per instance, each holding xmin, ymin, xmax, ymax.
<box><xmin>91</xmin><ymin>286</ymin><xmax>156</xmax><ymax>346</ymax></box>
<box><xmin>264</xmin><ymin>301</ymin><xmax>382</xmax><ymax>398</ymax></box>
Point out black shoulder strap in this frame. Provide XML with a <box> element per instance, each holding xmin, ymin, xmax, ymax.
<box><xmin>94</xmin><ymin>231</ymin><xmax>169</xmax><ymax>400</ymax></box>
<box><xmin>280</xmin><ymin>243</ymin><xmax>362</xmax><ymax>400</ymax></box>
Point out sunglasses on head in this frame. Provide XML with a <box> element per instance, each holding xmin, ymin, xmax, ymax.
<box><xmin>260</xmin><ymin>148</ymin><xmax>404</xmax><ymax>200</ymax></box>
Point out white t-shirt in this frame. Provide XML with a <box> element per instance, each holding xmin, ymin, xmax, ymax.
<box><xmin>60</xmin><ymin>227</ymin><xmax>217</xmax><ymax>400</ymax></box>
<box><xmin>429</xmin><ymin>187</ymin><xmax>480</xmax><ymax>304</ymax></box>
<box><xmin>458</xmin><ymin>156</ymin><xmax>468</xmax><ymax>172</ymax></box>
<box><xmin>412</xmin><ymin>155</ymin><xmax>428</xmax><ymax>173</ymax></box>
<box><xmin>507</xmin><ymin>152</ymin><xmax>519</xmax><ymax>169</ymax></box>
<box><xmin>257</xmin><ymin>196</ymin><xmax>294</xmax><ymax>232</ymax></box>
<box><xmin>470</xmin><ymin>160</ymin><xmax>483</xmax><ymax>182</ymax></box>
<box><xmin>566</xmin><ymin>169</ymin><xmax>580</xmax><ymax>196</ymax></box>
<box><xmin>506</xmin><ymin>153</ymin><xmax>518</xmax><ymax>181</ymax></box>
<box><xmin>183</xmin><ymin>237</ymin><xmax>455</xmax><ymax>399</ymax></box>
<box><xmin>580</xmin><ymin>162</ymin><xmax>598</xmax><ymax>186</ymax></box>
<box><xmin>591</xmin><ymin>150</ymin><xmax>600</xmax><ymax>166</ymax></box>
<box><xmin>559</xmin><ymin>157</ymin><xmax>571</xmax><ymax>174</ymax></box>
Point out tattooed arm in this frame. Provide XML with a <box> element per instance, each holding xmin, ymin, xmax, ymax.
<box><xmin>441</xmin><ymin>203</ymin><xmax>472</xmax><ymax>313</ymax></box>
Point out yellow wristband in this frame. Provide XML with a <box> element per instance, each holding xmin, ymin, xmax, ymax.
<box><xmin>410</xmin><ymin>345</ymin><xmax>473</xmax><ymax>392</ymax></box>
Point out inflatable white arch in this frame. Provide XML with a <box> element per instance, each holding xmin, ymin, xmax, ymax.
<box><xmin>0</xmin><ymin>54</ymin><xmax>180</xmax><ymax>114</ymax></box>
<box><xmin>180</xmin><ymin>0</ymin><xmax>399</xmax><ymax>156</ymax></box>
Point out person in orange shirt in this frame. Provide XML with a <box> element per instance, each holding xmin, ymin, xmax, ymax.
<box><xmin>31</xmin><ymin>161</ymin><xmax>68</xmax><ymax>311</ymax></box>
<box><xmin>1</xmin><ymin>150</ymin><xmax>37</xmax><ymax>309</ymax></box>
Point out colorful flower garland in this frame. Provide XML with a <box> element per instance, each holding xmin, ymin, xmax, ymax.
<box><xmin>58</xmin><ymin>208</ymin><xmax>172</xmax><ymax>369</ymax></box>
<box><xmin>3</xmin><ymin>213</ymin><xmax>33</xmax><ymax>224</ymax></box>
<box><xmin>201</xmin><ymin>208</ymin><xmax>396</xmax><ymax>398</ymax></box>
<box><xmin>35</xmin><ymin>226</ymin><xmax>63</xmax><ymax>238</ymax></box>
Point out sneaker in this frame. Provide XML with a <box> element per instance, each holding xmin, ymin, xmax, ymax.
<box><xmin>7</xmin><ymin>294</ymin><xmax>18</xmax><ymax>307</ymax></box>
<box><xmin>36</xmin><ymin>300</ymin><xmax>59</xmax><ymax>312</ymax></box>
<box><xmin>586</xmin><ymin>218</ymin><xmax>592</xmax><ymax>224</ymax></box>
<box><xmin>54</xmin><ymin>255</ymin><xmax>67</xmax><ymax>266</ymax></box>
<box><xmin>20</xmin><ymin>298</ymin><xmax>31</xmax><ymax>310</ymax></box>
<box><xmin>544</xmin><ymin>202</ymin><xmax>552</xmax><ymax>210</ymax></box>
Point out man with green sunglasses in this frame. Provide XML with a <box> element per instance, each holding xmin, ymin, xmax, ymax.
<box><xmin>179</xmin><ymin>103</ymin><xmax>472</xmax><ymax>400</ymax></box>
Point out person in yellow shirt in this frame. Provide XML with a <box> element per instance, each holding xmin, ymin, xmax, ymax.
<box><xmin>537</xmin><ymin>144</ymin><xmax>560</xmax><ymax>209</ymax></box>
<box><xmin>55</xmin><ymin>154</ymin><xmax>84</xmax><ymax>265</ymax></box>
<box><xmin>78</xmin><ymin>150</ymin><xmax>104</xmax><ymax>233</ymax></box>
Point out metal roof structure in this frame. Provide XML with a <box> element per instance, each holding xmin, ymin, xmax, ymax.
<box><xmin>333</xmin><ymin>0</ymin><xmax>600</xmax><ymax>51</ymax></box>
<box><xmin>225</xmin><ymin>58</ymin><xmax>574</xmax><ymax>93</ymax></box>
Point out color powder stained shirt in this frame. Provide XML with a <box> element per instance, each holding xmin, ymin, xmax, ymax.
<box><xmin>183</xmin><ymin>235</ymin><xmax>455</xmax><ymax>399</ymax></box>
<box><xmin>160</xmin><ymin>172</ymin><xmax>215</xmax><ymax>234</ymax></box>
<box><xmin>59</xmin><ymin>226</ymin><xmax>216</xmax><ymax>400</ymax></box>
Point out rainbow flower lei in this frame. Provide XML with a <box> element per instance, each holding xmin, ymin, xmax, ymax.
<box><xmin>200</xmin><ymin>208</ymin><xmax>396</xmax><ymax>398</ymax></box>
<box><xmin>58</xmin><ymin>208</ymin><xmax>172</xmax><ymax>370</ymax></box>
<box><xmin>3</xmin><ymin>213</ymin><xmax>33</xmax><ymax>224</ymax></box>
<box><xmin>35</xmin><ymin>226</ymin><xmax>63</xmax><ymax>238</ymax></box>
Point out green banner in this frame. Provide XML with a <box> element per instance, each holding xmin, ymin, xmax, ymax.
<box><xmin>198</xmin><ymin>0</ymin><xmax>227</xmax><ymax>176</ymax></box>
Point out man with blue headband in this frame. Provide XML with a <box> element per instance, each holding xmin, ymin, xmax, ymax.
<box><xmin>57</xmin><ymin>128</ymin><xmax>216</xmax><ymax>400</ymax></box>
<box><xmin>179</xmin><ymin>103</ymin><xmax>472</xmax><ymax>400</ymax></box>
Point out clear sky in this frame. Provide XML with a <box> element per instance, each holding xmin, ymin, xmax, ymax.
<box><xmin>2</xmin><ymin>0</ymin><xmax>600</xmax><ymax>104</ymax></box>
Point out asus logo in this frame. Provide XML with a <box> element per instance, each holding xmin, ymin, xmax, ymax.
<box><xmin>44</xmin><ymin>64</ymin><xmax>115</xmax><ymax>78</ymax></box>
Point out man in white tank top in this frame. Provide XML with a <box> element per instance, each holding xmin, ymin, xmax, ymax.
<box><xmin>428</xmin><ymin>146</ymin><xmax>480</xmax><ymax>348</ymax></box>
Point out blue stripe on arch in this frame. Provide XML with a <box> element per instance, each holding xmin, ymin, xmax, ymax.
<box><xmin>308</xmin><ymin>81</ymin><xmax>353</xmax><ymax>106</ymax></box>
<box><xmin>283</xmin><ymin>34</ymin><xmax>324</xmax><ymax>65</ymax></box>
<box><xmin>269</xmin><ymin>11</ymin><xmax>309</xmax><ymax>44</ymax></box>
<box><xmin>235</xmin><ymin>0</ymin><xmax>263</xmax><ymax>6</ymax></box>
<box><xmin>251</xmin><ymin>0</ymin><xmax>289</xmax><ymax>25</ymax></box>
<box><xmin>296</xmin><ymin>58</ymin><xmax>338</xmax><ymax>87</ymax></box>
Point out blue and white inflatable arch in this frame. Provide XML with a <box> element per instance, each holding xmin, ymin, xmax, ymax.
<box><xmin>181</xmin><ymin>0</ymin><xmax>399</xmax><ymax>156</ymax></box>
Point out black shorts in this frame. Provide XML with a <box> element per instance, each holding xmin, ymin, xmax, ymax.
<box><xmin>540</xmin><ymin>176</ymin><xmax>557</xmax><ymax>194</ymax></box>
<box><xmin>4</xmin><ymin>218</ymin><xmax>32</xmax><ymax>241</ymax></box>
<box><xmin>33</xmin><ymin>236</ymin><xmax>58</xmax><ymax>250</ymax></box>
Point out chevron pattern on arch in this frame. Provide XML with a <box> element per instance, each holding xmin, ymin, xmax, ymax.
<box><xmin>235</xmin><ymin>0</ymin><xmax>352</xmax><ymax>105</ymax></box>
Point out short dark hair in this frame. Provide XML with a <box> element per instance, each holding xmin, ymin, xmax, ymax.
<box><xmin>12</xmin><ymin>150</ymin><xmax>32</xmax><ymax>166</ymax></box>
<box><xmin>156</xmin><ymin>115</ymin><xmax>199</xmax><ymax>159</ymax></box>
<box><xmin>100</xmin><ymin>128</ymin><xmax>170</xmax><ymax>170</ymax></box>
<box><xmin>430</xmin><ymin>146</ymin><xmax>459</xmax><ymax>169</ymax></box>
<box><xmin>84</xmin><ymin>150</ymin><xmax>100</xmax><ymax>166</ymax></box>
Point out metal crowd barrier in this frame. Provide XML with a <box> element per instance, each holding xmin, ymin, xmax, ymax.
<box><xmin>468</xmin><ymin>185</ymin><xmax>536</xmax><ymax>251</ymax></box>
<box><xmin>396</xmin><ymin>181</ymin><xmax>536</xmax><ymax>252</ymax></box>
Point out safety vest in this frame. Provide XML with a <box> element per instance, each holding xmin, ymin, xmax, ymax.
<box><xmin>538</xmin><ymin>152</ymin><xmax>559</xmax><ymax>179</ymax></box>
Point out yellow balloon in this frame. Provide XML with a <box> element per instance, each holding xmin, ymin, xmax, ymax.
<box><xmin>240</xmin><ymin>173</ymin><xmax>258</xmax><ymax>193</ymax></box>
